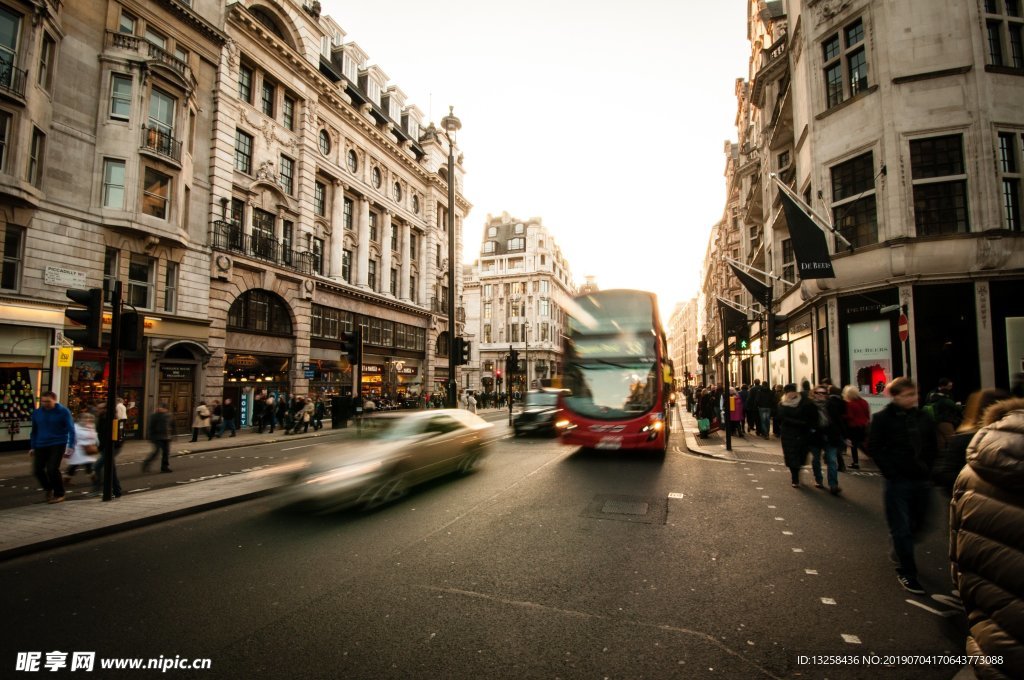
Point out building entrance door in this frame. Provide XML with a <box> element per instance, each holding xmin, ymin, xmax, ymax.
<box><xmin>158</xmin><ymin>365</ymin><xmax>195</xmax><ymax>433</ymax></box>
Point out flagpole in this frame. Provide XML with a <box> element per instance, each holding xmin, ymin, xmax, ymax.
<box><xmin>770</xmin><ymin>174</ymin><xmax>854</xmax><ymax>250</ymax></box>
<box><xmin>725</xmin><ymin>256</ymin><xmax>797</xmax><ymax>287</ymax></box>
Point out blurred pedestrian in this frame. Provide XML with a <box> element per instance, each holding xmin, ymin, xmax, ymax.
<box><xmin>755</xmin><ymin>379</ymin><xmax>777</xmax><ymax>439</ymax></box>
<box><xmin>933</xmin><ymin>388</ymin><xmax>1009</xmax><ymax>494</ymax></box>
<box><xmin>728</xmin><ymin>387</ymin><xmax>744</xmax><ymax>438</ymax></box>
<box><xmin>468</xmin><ymin>391</ymin><xmax>477</xmax><ymax>414</ymax></box>
<box><xmin>275</xmin><ymin>394</ymin><xmax>288</xmax><ymax>434</ymax></box>
<box><xmin>777</xmin><ymin>383</ymin><xmax>817</xmax><ymax>488</ymax></box>
<box><xmin>209</xmin><ymin>400</ymin><xmax>222</xmax><ymax>439</ymax></box>
<box><xmin>808</xmin><ymin>385</ymin><xmax>844</xmax><ymax>494</ymax></box>
<box><xmin>925</xmin><ymin>377</ymin><xmax>962</xmax><ymax>451</ymax></box>
<box><xmin>745</xmin><ymin>382</ymin><xmax>760</xmax><ymax>433</ymax></box>
<box><xmin>842</xmin><ymin>385</ymin><xmax>870</xmax><ymax>469</ymax></box>
<box><xmin>29</xmin><ymin>391</ymin><xmax>76</xmax><ymax>504</ymax></box>
<box><xmin>143</xmin><ymin>403</ymin><xmax>174</xmax><ymax>473</ymax></box>
<box><xmin>299</xmin><ymin>397</ymin><xmax>314</xmax><ymax>434</ymax></box>
<box><xmin>221</xmin><ymin>397</ymin><xmax>237</xmax><ymax>437</ymax></box>
<box><xmin>190</xmin><ymin>401</ymin><xmax>211</xmax><ymax>442</ymax></box>
<box><xmin>868</xmin><ymin>377</ymin><xmax>938</xmax><ymax>595</ymax></box>
<box><xmin>115</xmin><ymin>397</ymin><xmax>128</xmax><ymax>445</ymax></box>
<box><xmin>91</xmin><ymin>403</ymin><xmax>122</xmax><ymax>498</ymax></box>
<box><xmin>64</xmin><ymin>411</ymin><xmax>98</xmax><ymax>485</ymax></box>
<box><xmin>949</xmin><ymin>396</ymin><xmax>1024</xmax><ymax>680</ymax></box>
<box><xmin>312</xmin><ymin>397</ymin><xmax>325</xmax><ymax>431</ymax></box>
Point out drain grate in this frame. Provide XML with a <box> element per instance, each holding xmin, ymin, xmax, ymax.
<box><xmin>582</xmin><ymin>494</ymin><xmax>668</xmax><ymax>525</ymax></box>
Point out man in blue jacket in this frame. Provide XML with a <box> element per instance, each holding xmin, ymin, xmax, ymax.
<box><xmin>29</xmin><ymin>391</ymin><xmax>77</xmax><ymax>504</ymax></box>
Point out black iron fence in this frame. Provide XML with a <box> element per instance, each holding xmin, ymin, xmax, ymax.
<box><xmin>141</xmin><ymin>126</ymin><xmax>182</xmax><ymax>162</ymax></box>
<box><xmin>0</xmin><ymin>62</ymin><xmax>27</xmax><ymax>99</ymax></box>
<box><xmin>212</xmin><ymin>221</ymin><xmax>315</xmax><ymax>275</ymax></box>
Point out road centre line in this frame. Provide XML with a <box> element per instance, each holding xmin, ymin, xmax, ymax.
<box><xmin>281</xmin><ymin>444</ymin><xmax>318</xmax><ymax>451</ymax></box>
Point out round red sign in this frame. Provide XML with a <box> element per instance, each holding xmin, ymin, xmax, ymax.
<box><xmin>898</xmin><ymin>314</ymin><xmax>909</xmax><ymax>342</ymax></box>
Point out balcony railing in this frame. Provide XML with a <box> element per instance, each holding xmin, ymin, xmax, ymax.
<box><xmin>0</xmin><ymin>62</ymin><xmax>27</xmax><ymax>99</ymax></box>
<box><xmin>141</xmin><ymin>126</ymin><xmax>182</xmax><ymax>162</ymax></box>
<box><xmin>431</xmin><ymin>297</ymin><xmax>449</xmax><ymax>315</ymax></box>
<box><xmin>105</xmin><ymin>31</ymin><xmax>192</xmax><ymax>84</ymax></box>
<box><xmin>212</xmin><ymin>221</ymin><xmax>315</xmax><ymax>275</ymax></box>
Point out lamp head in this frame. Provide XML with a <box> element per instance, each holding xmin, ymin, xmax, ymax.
<box><xmin>441</xmin><ymin>105</ymin><xmax>462</xmax><ymax>136</ymax></box>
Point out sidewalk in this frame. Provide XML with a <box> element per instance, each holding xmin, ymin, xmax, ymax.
<box><xmin>676</xmin><ymin>407</ymin><xmax>881</xmax><ymax>474</ymax></box>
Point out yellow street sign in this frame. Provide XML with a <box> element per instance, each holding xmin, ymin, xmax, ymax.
<box><xmin>57</xmin><ymin>347</ymin><xmax>74</xmax><ymax>367</ymax></box>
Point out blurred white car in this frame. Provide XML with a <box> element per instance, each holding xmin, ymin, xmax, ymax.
<box><xmin>280</xmin><ymin>409</ymin><xmax>494</xmax><ymax>512</ymax></box>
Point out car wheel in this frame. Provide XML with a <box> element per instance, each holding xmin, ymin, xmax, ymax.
<box><xmin>457</xmin><ymin>451</ymin><xmax>479</xmax><ymax>475</ymax></box>
<box><xmin>362</xmin><ymin>476</ymin><xmax>408</xmax><ymax>510</ymax></box>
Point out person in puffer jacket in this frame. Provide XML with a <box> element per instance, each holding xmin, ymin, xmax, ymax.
<box><xmin>949</xmin><ymin>397</ymin><xmax>1024</xmax><ymax>680</ymax></box>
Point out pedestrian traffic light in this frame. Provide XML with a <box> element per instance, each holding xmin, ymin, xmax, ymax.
<box><xmin>65</xmin><ymin>288</ymin><xmax>104</xmax><ymax>349</ymax></box>
<box><xmin>341</xmin><ymin>328</ymin><xmax>362</xmax><ymax>365</ymax></box>
<box><xmin>697</xmin><ymin>339</ymin><xmax>708</xmax><ymax>365</ymax></box>
<box><xmin>459</xmin><ymin>337</ymin><xmax>471</xmax><ymax>365</ymax></box>
<box><xmin>120</xmin><ymin>311</ymin><xmax>145</xmax><ymax>352</ymax></box>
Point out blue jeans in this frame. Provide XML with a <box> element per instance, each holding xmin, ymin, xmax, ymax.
<box><xmin>883</xmin><ymin>479</ymin><xmax>932</xmax><ymax>577</ymax></box>
<box><xmin>809</xmin><ymin>443</ymin><xmax>839</xmax><ymax>488</ymax></box>
<box><xmin>758</xmin><ymin>408</ymin><xmax>772</xmax><ymax>436</ymax></box>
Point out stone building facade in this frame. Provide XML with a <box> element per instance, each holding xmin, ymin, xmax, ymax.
<box><xmin>207</xmin><ymin>0</ymin><xmax>469</xmax><ymax>421</ymax></box>
<box><xmin>462</xmin><ymin>212</ymin><xmax>575</xmax><ymax>396</ymax></box>
<box><xmin>0</xmin><ymin>0</ymin><xmax>469</xmax><ymax>446</ymax></box>
<box><xmin>0</xmin><ymin>0</ymin><xmax>223</xmax><ymax>442</ymax></box>
<box><xmin>702</xmin><ymin>0</ymin><xmax>1024</xmax><ymax>407</ymax></box>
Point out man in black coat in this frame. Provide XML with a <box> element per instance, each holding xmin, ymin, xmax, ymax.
<box><xmin>221</xmin><ymin>398</ymin><xmax>237</xmax><ymax>437</ymax></box>
<box><xmin>868</xmin><ymin>377</ymin><xmax>938</xmax><ymax>595</ymax></box>
<box><xmin>143</xmin><ymin>403</ymin><xmax>175</xmax><ymax>473</ymax></box>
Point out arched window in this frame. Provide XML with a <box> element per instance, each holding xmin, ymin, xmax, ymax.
<box><xmin>435</xmin><ymin>331</ymin><xmax>449</xmax><ymax>357</ymax></box>
<box><xmin>227</xmin><ymin>289</ymin><xmax>293</xmax><ymax>335</ymax></box>
<box><xmin>251</xmin><ymin>8</ymin><xmax>286</xmax><ymax>40</ymax></box>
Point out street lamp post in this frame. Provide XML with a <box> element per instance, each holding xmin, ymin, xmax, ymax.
<box><xmin>441</xmin><ymin>106</ymin><xmax>461</xmax><ymax>408</ymax></box>
<box><xmin>524</xmin><ymin>321</ymin><xmax>530</xmax><ymax>391</ymax></box>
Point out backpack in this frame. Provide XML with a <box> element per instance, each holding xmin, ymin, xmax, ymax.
<box><xmin>921</xmin><ymin>403</ymin><xmax>936</xmax><ymax>421</ymax></box>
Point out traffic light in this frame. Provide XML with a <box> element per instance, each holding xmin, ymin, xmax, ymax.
<box><xmin>767</xmin><ymin>313</ymin><xmax>787</xmax><ymax>352</ymax></box>
<box><xmin>459</xmin><ymin>338</ymin><xmax>471</xmax><ymax>365</ymax></box>
<box><xmin>65</xmin><ymin>288</ymin><xmax>104</xmax><ymax>349</ymax></box>
<box><xmin>341</xmin><ymin>328</ymin><xmax>362</xmax><ymax>365</ymax></box>
<box><xmin>509</xmin><ymin>349</ymin><xmax>520</xmax><ymax>370</ymax></box>
<box><xmin>120</xmin><ymin>311</ymin><xmax>145</xmax><ymax>352</ymax></box>
<box><xmin>496</xmin><ymin>368</ymin><xmax>503</xmax><ymax>386</ymax></box>
<box><xmin>696</xmin><ymin>339</ymin><xmax>708</xmax><ymax>365</ymax></box>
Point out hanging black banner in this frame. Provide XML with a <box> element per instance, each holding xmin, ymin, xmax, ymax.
<box><xmin>779</xmin><ymin>190</ymin><xmax>836</xmax><ymax>279</ymax></box>
<box><xmin>728</xmin><ymin>263</ymin><xmax>771</xmax><ymax>305</ymax></box>
<box><xmin>717</xmin><ymin>299</ymin><xmax>748</xmax><ymax>337</ymax></box>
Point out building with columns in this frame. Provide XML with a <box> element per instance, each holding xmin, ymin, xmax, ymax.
<box><xmin>463</xmin><ymin>212</ymin><xmax>575</xmax><ymax>396</ymax></box>
<box><xmin>702</xmin><ymin>0</ymin><xmax>1024</xmax><ymax>408</ymax></box>
<box><xmin>667</xmin><ymin>298</ymin><xmax>699</xmax><ymax>389</ymax></box>
<box><xmin>207</xmin><ymin>0</ymin><xmax>470</xmax><ymax>419</ymax></box>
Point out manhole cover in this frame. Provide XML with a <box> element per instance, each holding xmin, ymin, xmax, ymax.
<box><xmin>602</xmin><ymin>500</ymin><xmax>648</xmax><ymax>515</ymax></box>
<box><xmin>582</xmin><ymin>494</ymin><xmax>668</xmax><ymax>525</ymax></box>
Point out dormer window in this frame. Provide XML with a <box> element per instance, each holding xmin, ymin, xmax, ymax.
<box><xmin>483</xmin><ymin>241</ymin><xmax>496</xmax><ymax>253</ymax></box>
<box><xmin>367</xmin><ymin>80</ymin><xmax>380</xmax><ymax>104</ymax></box>
<box><xmin>507</xmin><ymin>237</ymin><xmax>525</xmax><ymax>251</ymax></box>
<box><xmin>487</xmin><ymin>226</ymin><xmax>497</xmax><ymax>237</ymax></box>
<box><xmin>342</xmin><ymin>53</ymin><xmax>358</xmax><ymax>82</ymax></box>
<box><xmin>514</xmin><ymin>223</ymin><xmax>524</xmax><ymax>234</ymax></box>
<box><xmin>405</xmin><ymin>117</ymin><xmax>419</xmax><ymax>140</ymax></box>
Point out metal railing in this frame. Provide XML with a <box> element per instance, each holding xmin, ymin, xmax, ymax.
<box><xmin>105</xmin><ymin>31</ymin><xmax>192</xmax><ymax>83</ymax></box>
<box><xmin>211</xmin><ymin>221</ymin><xmax>315</xmax><ymax>275</ymax></box>
<box><xmin>0</xmin><ymin>62</ymin><xmax>27</xmax><ymax>99</ymax></box>
<box><xmin>141</xmin><ymin>126</ymin><xmax>182</xmax><ymax>162</ymax></box>
<box><xmin>431</xmin><ymin>297</ymin><xmax>449</xmax><ymax>314</ymax></box>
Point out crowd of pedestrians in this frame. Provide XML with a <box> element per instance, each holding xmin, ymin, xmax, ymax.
<box><xmin>683</xmin><ymin>372</ymin><xmax>1023</xmax><ymax>677</ymax></box>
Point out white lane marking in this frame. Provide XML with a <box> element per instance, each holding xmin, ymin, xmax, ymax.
<box><xmin>774</xmin><ymin>517</ymin><xmax>784</xmax><ymax>521</ymax></box>
<box><xmin>792</xmin><ymin>548</ymin><xmax>804</xmax><ymax>553</ymax></box>
<box><xmin>751</xmin><ymin>479</ymin><xmax>759</xmax><ymax>482</ymax></box>
<box><xmin>127</xmin><ymin>488</ymin><xmax>150</xmax><ymax>494</ymax></box>
<box><xmin>282</xmin><ymin>444</ymin><xmax>318</xmax><ymax>451</ymax></box>
<box><xmin>906</xmin><ymin>600</ymin><xmax>959</xmax><ymax>617</ymax></box>
<box><xmin>667</xmin><ymin>492</ymin><xmax>684</xmax><ymax>499</ymax></box>
<box><xmin>821</xmin><ymin>598</ymin><xmax>836</xmax><ymax>605</ymax></box>
<box><xmin>932</xmin><ymin>594</ymin><xmax>962</xmax><ymax>608</ymax></box>
<box><xmin>768</xmin><ymin>505</ymin><xmax>776</xmax><ymax>509</ymax></box>
<box><xmin>805</xmin><ymin>569</ymin><xmax>818</xmax><ymax>575</ymax></box>
<box><xmin>761</xmin><ymin>495</ymin><xmax>770</xmax><ymax>498</ymax></box>
<box><xmin>841</xmin><ymin>634</ymin><xmax>861</xmax><ymax>644</ymax></box>
<box><xmin>756</xmin><ymin>487</ymin><xmax>764</xmax><ymax>490</ymax></box>
<box><xmin>782</xmin><ymin>531</ymin><xmax>793</xmax><ymax>535</ymax></box>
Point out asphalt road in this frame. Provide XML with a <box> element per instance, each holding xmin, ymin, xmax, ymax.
<box><xmin>1</xmin><ymin>428</ymin><xmax>967</xmax><ymax>679</ymax></box>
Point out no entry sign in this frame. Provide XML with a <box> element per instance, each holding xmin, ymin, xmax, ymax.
<box><xmin>898</xmin><ymin>313</ymin><xmax>909</xmax><ymax>343</ymax></box>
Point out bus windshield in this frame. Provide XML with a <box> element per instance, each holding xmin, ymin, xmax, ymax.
<box><xmin>563</xmin><ymin>360</ymin><xmax>658</xmax><ymax>420</ymax></box>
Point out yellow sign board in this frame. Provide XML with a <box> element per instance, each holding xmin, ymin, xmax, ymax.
<box><xmin>57</xmin><ymin>347</ymin><xmax>74</xmax><ymax>367</ymax></box>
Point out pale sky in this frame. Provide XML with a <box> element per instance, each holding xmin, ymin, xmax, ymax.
<box><xmin>321</xmin><ymin>0</ymin><xmax>751</xmax><ymax>319</ymax></box>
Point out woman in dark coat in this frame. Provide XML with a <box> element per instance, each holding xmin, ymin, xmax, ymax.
<box><xmin>949</xmin><ymin>397</ymin><xmax>1024</xmax><ymax>680</ymax></box>
<box><xmin>777</xmin><ymin>383</ymin><xmax>817</xmax><ymax>487</ymax></box>
<box><xmin>934</xmin><ymin>388</ymin><xmax>1008</xmax><ymax>493</ymax></box>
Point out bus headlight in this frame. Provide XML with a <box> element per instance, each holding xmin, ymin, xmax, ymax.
<box><xmin>641</xmin><ymin>413</ymin><xmax>665</xmax><ymax>433</ymax></box>
<box><xmin>555</xmin><ymin>419</ymin><xmax>574</xmax><ymax>430</ymax></box>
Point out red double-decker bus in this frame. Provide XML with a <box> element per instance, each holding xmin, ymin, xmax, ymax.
<box><xmin>557</xmin><ymin>289</ymin><xmax>674</xmax><ymax>455</ymax></box>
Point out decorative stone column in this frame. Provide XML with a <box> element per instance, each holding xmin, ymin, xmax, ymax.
<box><xmin>329</xmin><ymin>181</ymin><xmax>344</xmax><ymax>279</ymax></box>
<box><xmin>381</xmin><ymin>211</ymin><xmax>393</xmax><ymax>296</ymax></box>
<box><xmin>399</xmin><ymin>222</ymin><xmax>411</xmax><ymax>301</ymax></box>
<box><xmin>357</xmin><ymin>196</ymin><xmax>370</xmax><ymax>288</ymax></box>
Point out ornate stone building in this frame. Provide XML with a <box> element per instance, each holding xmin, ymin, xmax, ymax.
<box><xmin>462</xmin><ymin>212</ymin><xmax>575</xmax><ymax>395</ymax></box>
<box><xmin>207</xmin><ymin>0</ymin><xmax>469</xmax><ymax>420</ymax></box>
<box><xmin>0</xmin><ymin>0</ymin><xmax>223</xmax><ymax>442</ymax></box>
<box><xmin>704</xmin><ymin>0</ymin><xmax>1024</xmax><ymax>406</ymax></box>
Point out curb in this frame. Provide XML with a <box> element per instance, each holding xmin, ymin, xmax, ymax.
<box><xmin>0</xmin><ymin>487</ymin><xmax>277</xmax><ymax>562</ymax></box>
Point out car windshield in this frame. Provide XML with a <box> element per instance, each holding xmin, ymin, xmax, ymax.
<box><xmin>525</xmin><ymin>392</ymin><xmax>559</xmax><ymax>407</ymax></box>
<box><xmin>562</xmin><ymin>361</ymin><xmax>658</xmax><ymax>420</ymax></box>
<box><xmin>367</xmin><ymin>416</ymin><xmax>425</xmax><ymax>441</ymax></box>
